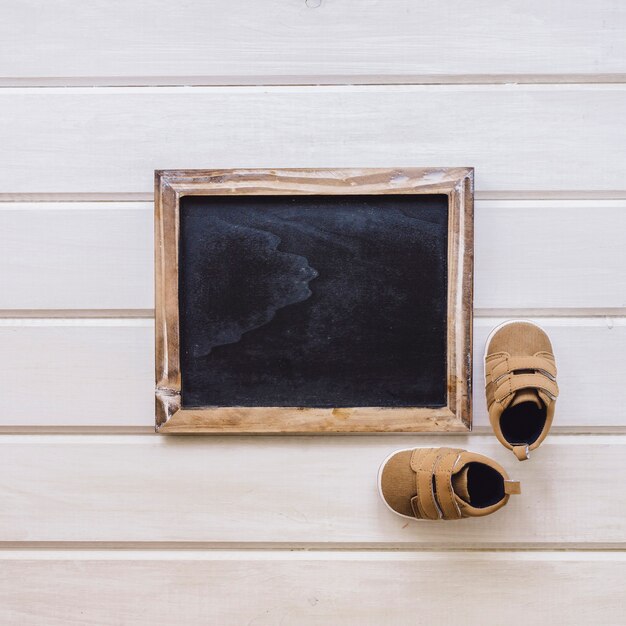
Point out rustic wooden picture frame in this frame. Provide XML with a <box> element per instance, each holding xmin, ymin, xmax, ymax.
<box><xmin>155</xmin><ymin>168</ymin><xmax>473</xmax><ymax>433</ymax></box>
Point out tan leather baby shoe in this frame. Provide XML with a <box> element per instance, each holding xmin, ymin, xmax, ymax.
<box><xmin>485</xmin><ymin>320</ymin><xmax>559</xmax><ymax>461</ymax></box>
<box><xmin>378</xmin><ymin>447</ymin><xmax>520</xmax><ymax>520</ymax></box>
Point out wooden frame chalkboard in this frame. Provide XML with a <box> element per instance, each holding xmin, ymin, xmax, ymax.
<box><xmin>155</xmin><ymin>168</ymin><xmax>473</xmax><ymax>433</ymax></box>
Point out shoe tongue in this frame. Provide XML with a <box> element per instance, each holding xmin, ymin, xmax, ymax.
<box><xmin>451</xmin><ymin>465</ymin><xmax>471</xmax><ymax>503</ymax></box>
<box><xmin>510</xmin><ymin>388</ymin><xmax>542</xmax><ymax>409</ymax></box>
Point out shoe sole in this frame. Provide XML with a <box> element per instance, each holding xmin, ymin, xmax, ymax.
<box><xmin>376</xmin><ymin>447</ymin><xmax>429</xmax><ymax>522</ymax></box>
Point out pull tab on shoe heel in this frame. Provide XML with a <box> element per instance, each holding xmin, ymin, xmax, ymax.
<box><xmin>504</xmin><ymin>480</ymin><xmax>521</xmax><ymax>495</ymax></box>
<box><xmin>512</xmin><ymin>444</ymin><xmax>530</xmax><ymax>461</ymax></box>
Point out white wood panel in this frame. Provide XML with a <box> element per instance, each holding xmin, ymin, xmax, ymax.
<box><xmin>1</xmin><ymin>317</ymin><xmax>623</xmax><ymax>427</ymax></box>
<box><xmin>1</xmin><ymin>1</ymin><xmax>625</xmax><ymax>84</ymax></box>
<box><xmin>2</xmin><ymin>200</ymin><xmax>625</xmax><ymax>311</ymax></box>
<box><xmin>0</xmin><ymin>319</ymin><xmax>154</xmax><ymax>426</ymax></box>
<box><xmin>475</xmin><ymin>200</ymin><xmax>626</xmax><ymax>310</ymax></box>
<box><xmin>0</xmin><ymin>552</ymin><xmax>623</xmax><ymax>625</ymax></box>
<box><xmin>2</xmin><ymin>86</ymin><xmax>626</xmax><ymax>194</ymax></box>
<box><xmin>473</xmin><ymin>318</ymin><xmax>626</xmax><ymax>428</ymax></box>
<box><xmin>0</xmin><ymin>203</ymin><xmax>152</xmax><ymax>310</ymax></box>
<box><xmin>0</xmin><ymin>434</ymin><xmax>624</xmax><ymax>545</ymax></box>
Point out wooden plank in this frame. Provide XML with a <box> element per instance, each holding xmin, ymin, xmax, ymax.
<box><xmin>475</xmin><ymin>200</ymin><xmax>626</xmax><ymax>310</ymax></box>
<box><xmin>0</xmin><ymin>552</ymin><xmax>623</xmax><ymax>625</ymax></box>
<box><xmin>0</xmin><ymin>203</ymin><xmax>152</xmax><ymax>310</ymax></box>
<box><xmin>0</xmin><ymin>434</ymin><xmax>624</xmax><ymax>545</ymax></box>
<box><xmin>0</xmin><ymin>317</ymin><xmax>623</xmax><ymax>427</ymax></box>
<box><xmin>2</xmin><ymin>200</ymin><xmax>625</xmax><ymax>311</ymax></box>
<box><xmin>473</xmin><ymin>318</ymin><xmax>626</xmax><ymax>428</ymax></box>
<box><xmin>1</xmin><ymin>1</ymin><xmax>625</xmax><ymax>84</ymax></box>
<box><xmin>0</xmin><ymin>319</ymin><xmax>154</xmax><ymax>426</ymax></box>
<box><xmin>2</xmin><ymin>86</ymin><xmax>626</xmax><ymax>194</ymax></box>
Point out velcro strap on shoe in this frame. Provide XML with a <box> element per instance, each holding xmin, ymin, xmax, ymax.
<box><xmin>494</xmin><ymin>373</ymin><xmax>559</xmax><ymax>405</ymax></box>
<box><xmin>490</xmin><ymin>355</ymin><xmax>557</xmax><ymax>382</ymax></box>
<box><xmin>410</xmin><ymin>448</ymin><xmax>463</xmax><ymax>520</ymax></box>
<box><xmin>410</xmin><ymin>448</ymin><xmax>441</xmax><ymax>520</ymax></box>
<box><xmin>433</xmin><ymin>450</ymin><xmax>463</xmax><ymax>520</ymax></box>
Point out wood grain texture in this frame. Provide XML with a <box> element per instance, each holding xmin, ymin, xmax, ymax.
<box><xmin>0</xmin><ymin>319</ymin><xmax>154</xmax><ymax>426</ymax></box>
<box><xmin>475</xmin><ymin>200</ymin><xmax>626</xmax><ymax>310</ymax></box>
<box><xmin>2</xmin><ymin>5</ymin><xmax>625</xmax><ymax>619</ymax></box>
<box><xmin>2</xmin><ymin>86</ymin><xmax>626</xmax><ymax>194</ymax></box>
<box><xmin>0</xmin><ymin>203</ymin><xmax>152</xmax><ymax>310</ymax></box>
<box><xmin>155</xmin><ymin>168</ymin><xmax>473</xmax><ymax>433</ymax></box>
<box><xmin>1</xmin><ymin>317</ymin><xmax>623</xmax><ymax>427</ymax></box>
<box><xmin>2</xmin><ymin>200</ymin><xmax>624</xmax><ymax>311</ymax></box>
<box><xmin>0</xmin><ymin>434</ymin><xmax>624</xmax><ymax>546</ymax></box>
<box><xmin>1</xmin><ymin>0</ymin><xmax>625</xmax><ymax>84</ymax></box>
<box><xmin>0</xmin><ymin>552</ymin><xmax>623</xmax><ymax>625</ymax></box>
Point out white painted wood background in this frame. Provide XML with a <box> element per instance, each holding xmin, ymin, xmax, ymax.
<box><xmin>1</xmin><ymin>2</ymin><xmax>625</xmax><ymax>624</ymax></box>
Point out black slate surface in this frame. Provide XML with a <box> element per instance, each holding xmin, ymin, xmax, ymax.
<box><xmin>179</xmin><ymin>194</ymin><xmax>448</xmax><ymax>408</ymax></box>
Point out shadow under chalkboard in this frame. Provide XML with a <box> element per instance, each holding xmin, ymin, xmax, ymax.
<box><xmin>178</xmin><ymin>194</ymin><xmax>448</xmax><ymax>409</ymax></box>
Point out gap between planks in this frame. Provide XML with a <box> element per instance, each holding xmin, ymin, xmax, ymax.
<box><xmin>0</xmin><ymin>310</ymin><xmax>625</xmax><ymax>321</ymax></box>
<box><xmin>3</xmin><ymin>84</ymin><xmax>626</xmax><ymax>94</ymax></box>
<box><xmin>1</xmin><ymin>426</ymin><xmax>625</xmax><ymax>435</ymax></box>
<box><xmin>2</xmin><ymin>74</ymin><xmax>626</xmax><ymax>88</ymax></box>
<box><xmin>0</xmin><ymin>546</ymin><xmax>623</xmax><ymax>556</ymax></box>
<box><xmin>3</xmin><ymin>191</ymin><xmax>626</xmax><ymax>203</ymax></box>
<box><xmin>2</xmin><ymin>426</ymin><xmax>626</xmax><ymax>435</ymax></box>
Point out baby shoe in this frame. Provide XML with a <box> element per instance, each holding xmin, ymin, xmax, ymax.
<box><xmin>378</xmin><ymin>447</ymin><xmax>520</xmax><ymax>520</ymax></box>
<box><xmin>485</xmin><ymin>320</ymin><xmax>559</xmax><ymax>461</ymax></box>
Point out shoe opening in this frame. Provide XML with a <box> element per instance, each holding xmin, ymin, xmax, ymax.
<box><xmin>500</xmin><ymin>400</ymin><xmax>546</xmax><ymax>446</ymax></box>
<box><xmin>466</xmin><ymin>462</ymin><xmax>505</xmax><ymax>508</ymax></box>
